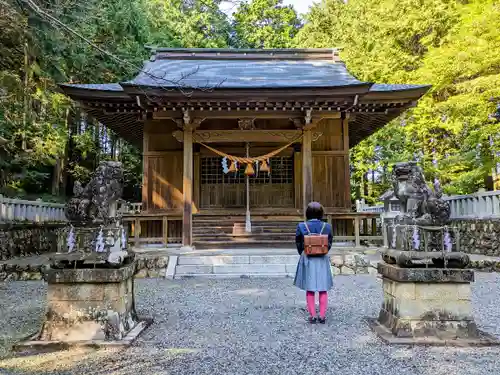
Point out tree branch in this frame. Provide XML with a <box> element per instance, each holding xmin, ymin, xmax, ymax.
<box><xmin>19</xmin><ymin>0</ymin><xmax>226</xmax><ymax>98</ymax></box>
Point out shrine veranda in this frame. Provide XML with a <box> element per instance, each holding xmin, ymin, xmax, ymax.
<box><xmin>60</xmin><ymin>48</ymin><xmax>430</xmax><ymax>248</ymax></box>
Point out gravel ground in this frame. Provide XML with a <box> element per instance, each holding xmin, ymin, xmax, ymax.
<box><xmin>1</xmin><ymin>274</ymin><xmax>500</xmax><ymax>375</ymax></box>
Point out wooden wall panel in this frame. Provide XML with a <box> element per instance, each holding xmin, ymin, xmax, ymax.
<box><xmin>312</xmin><ymin>153</ymin><xmax>350</xmax><ymax>210</ymax></box>
<box><xmin>145</xmin><ymin>120</ymin><xmax>182</xmax><ymax>151</ymax></box>
<box><xmin>143</xmin><ymin>152</ymin><xmax>184</xmax><ymax>212</ymax></box>
<box><xmin>294</xmin><ymin>152</ymin><xmax>302</xmax><ymax>209</ymax></box>
<box><xmin>194</xmin><ymin>153</ymin><xmax>200</xmax><ymax>211</ymax></box>
<box><xmin>312</xmin><ymin>119</ymin><xmax>344</xmax><ymax>151</ymax></box>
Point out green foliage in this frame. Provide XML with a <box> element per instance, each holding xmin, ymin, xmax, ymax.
<box><xmin>232</xmin><ymin>0</ymin><xmax>302</xmax><ymax>48</ymax></box>
<box><xmin>147</xmin><ymin>0</ymin><xmax>230</xmax><ymax>48</ymax></box>
<box><xmin>298</xmin><ymin>0</ymin><xmax>500</xmax><ymax>201</ymax></box>
<box><xmin>1</xmin><ymin>0</ymin><xmax>499</xmax><ymax>205</ymax></box>
<box><xmin>0</xmin><ymin>0</ymin><xmax>233</xmax><ymax>200</ymax></box>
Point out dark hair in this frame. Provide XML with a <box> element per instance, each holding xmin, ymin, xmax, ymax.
<box><xmin>306</xmin><ymin>201</ymin><xmax>324</xmax><ymax>220</ymax></box>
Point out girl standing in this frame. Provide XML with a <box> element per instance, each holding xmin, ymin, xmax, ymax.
<box><xmin>294</xmin><ymin>202</ymin><xmax>333</xmax><ymax>324</ymax></box>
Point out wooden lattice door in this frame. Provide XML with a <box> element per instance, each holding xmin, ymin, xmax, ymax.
<box><xmin>200</xmin><ymin>156</ymin><xmax>294</xmax><ymax>209</ymax></box>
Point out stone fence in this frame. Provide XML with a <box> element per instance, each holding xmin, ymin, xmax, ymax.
<box><xmin>454</xmin><ymin>218</ymin><xmax>500</xmax><ymax>256</ymax></box>
<box><xmin>0</xmin><ymin>197</ymin><xmax>66</xmax><ymax>261</ymax></box>
<box><xmin>0</xmin><ymin>196</ymin><xmax>66</xmax><ymax>223</ymax></box>
<box><xmin>359</xmin><ymin>190</ymin><xmax>500</xmax><ymax>219</ymax></box>
<box><xmin>447</xmin><ymin>192</ymin><xmax>500</xmax><ymax>255</ymax></box>
<box><xmin>445</xmin><ymin>191</ymin><xmax>500</xmax><ymax>218</ymax></box>
<box><xmin>361</xmin><ymin>190</ymin><xmax>500</xmax><ymax>256</ymax></box>
<box><xmin>0</xmin><ymin>222</ymin><xmax>66</xmax><ymax>261</ymax></box>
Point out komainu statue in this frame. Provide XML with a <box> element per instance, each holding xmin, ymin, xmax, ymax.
<box><xmin>391</xmin><ymin>161</ymin><xmax>450</xmax><ymax>226</ymax></box>
<box><xmin>382</xmin><ymin>161</ymin><xmax>469</xmax><ymax>269</ymax></box>
<box><xmin>51</xmin><ymin>161</ymin><xmax>133</xmax><ymax>269</ymax></box>
<box><xmin>66</xmin><ymin>161</ymin><xmax>124</xmax><ymax>224</ymax></box>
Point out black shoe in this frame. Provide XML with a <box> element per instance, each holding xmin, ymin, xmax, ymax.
<box><xmin>318</xmin><ymin>317</ymin><xmax>326</xmax><ymax>324</ymax></box>
<box><xmin>308</xmin><ymin>317</ymin><xmax>317</xmax><ymax>324</ymax></box>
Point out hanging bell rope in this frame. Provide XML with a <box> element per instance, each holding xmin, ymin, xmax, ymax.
<box><xmin>195</xmin><ymin>135</ymin><xmax>303</xmax><ymax>164</ymax></box>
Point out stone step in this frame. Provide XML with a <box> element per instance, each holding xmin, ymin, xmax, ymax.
<box><xmin>175</xmin><ymin>264</ymin><xmax>298</xmax><ymax>278</ymax></box>
<box><xmin>178</xmin><ymin>255</ymin><xmax>299</xmax><ymax>265</ymax></box>
<box><xmin>174</xmin><ymin>255</ymin><xmax>299</xmax><ymax>279</ymax></box>
<box><xmin>192</xmin><ymin>227</ymin><xmax>296</xmax><ymax>235</ymax></box>
<box><xmin>193</xmin><ymin>222</ymin><xmax>298</xmax><ymax>228</ymax></box>
<box><xmin>192</xmin><ymin>233</ymin><xmax>295</xmax><ymax>240</ymax></box>
<box><xmin>193</xmin><ymin>239</ymin><xmax>296</xmax><ymax>249</ymax></box>
<box><xmin>193</xmin><ymin>215</ymin><xmax>302</xmax><ymax>221</ymax></box>
<box><xmin>174</xmin><ymin>273</ymin><xmax>295</xmax><ymax>279</ymax></box>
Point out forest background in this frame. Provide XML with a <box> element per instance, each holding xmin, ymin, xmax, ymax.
<box><xmin>1</xmin><ymin>0</ymin><xmax>499</xmax><ymax>205</ymax></box>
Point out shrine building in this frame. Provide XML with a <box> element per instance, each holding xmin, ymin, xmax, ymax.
<box><xmin>60</xmin><ymin>48</ymin><xmax>430</xmax><ymax>249</ymax></box>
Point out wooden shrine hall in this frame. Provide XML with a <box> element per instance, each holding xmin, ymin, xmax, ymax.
<box><xmin>60</xmin><ymin>48</ymin><xmax>430</xmax><ymax>249</ymax></box>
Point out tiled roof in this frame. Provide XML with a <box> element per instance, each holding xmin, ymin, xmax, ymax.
<box><xmin>58</xmin><ymin>48</ymin><xmax>432</xmax><ymax>149</ymax></box>
<box><xmin>59</xmin><ymin>83</ymin><xmax>124</xmax><ymax>91</ymax></box>
<box><xmin>370</xmin><ymin>83</ymin><xmax>431</xmax><ymax>92</ymax></box>
<box><xmin>123</xmin><ymin>59</ymin><xmax>369</xmax><ymax>89</ymax></box>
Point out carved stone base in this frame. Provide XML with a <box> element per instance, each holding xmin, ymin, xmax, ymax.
<box><xmin>381</xmin><ymin>248</ymin><xmax>470</xmax><ymax>268</ymax></box>
<box><xmin>368</xmin><ymin>263</ymin><xmax>500</xmax><ymax>346</ymax></box>
<box><xmin>53</xmin><ymin>224</ymin><xmax>133</xmax><ymax>268</ymax></box>
<box><xmin>15</xmin><ymin>262</ymin><xmax>150</xmax><ymax>350</ymax></box>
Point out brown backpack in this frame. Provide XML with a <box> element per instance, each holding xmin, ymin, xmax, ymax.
<box><xmin>303</xmin><ymin>221</ymin><xmax>329</xmax><ymax>256</ymax></box>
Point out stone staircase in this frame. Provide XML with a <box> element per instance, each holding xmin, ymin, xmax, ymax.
<box><xmin>174</xmin><ymin>254</ymin><xmax>300</xmax><ymax>279</ymax></box>
<box><xmin>192</xmin><ymin>215</ymin><xmax>300</xmax><ymax>249</ymax></box>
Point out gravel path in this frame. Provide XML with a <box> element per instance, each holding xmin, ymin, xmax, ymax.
<box><xmin>1</xmin><ymin>274</ymin><xmax>500</xmax><ymax>375</ymax></box>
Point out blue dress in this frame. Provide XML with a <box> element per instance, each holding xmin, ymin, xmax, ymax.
<box><xmin>293</xmin><ymin>219</ymin><xmax>334</xmax><ymax>292</ymax></box>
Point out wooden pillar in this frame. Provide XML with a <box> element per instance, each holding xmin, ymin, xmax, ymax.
<box><xmin>342</xmin><ymin>115</ymin><xmax>351</xmax><ymax>210</ymax></box>
<box><xmin>134</xmin><ymin>218</ymin><xmax>140</xmax><ymax>246</ymax></box>
<box><xmin>141</xmin><ymin>132</ymin><xmax>149</xmax><ymax>211</ymax></box>
<box><xmin>182</xmin><ymin>127</ymin><xmax>193</xmax><ymax>247</ymax></box>
<box><xmin>302</xmin><ymin>129</ymin><xmax>313</xmax><ymax>216</ymax></box>
<box><xmin>354</xmin><ymin>216</ymin><xmax>361</xmax><ymax>248</ymax></box>
<box><xmin>163</xmin><ymin>216</ymin><xmax>169</xmax><ymax>247</ymax></box>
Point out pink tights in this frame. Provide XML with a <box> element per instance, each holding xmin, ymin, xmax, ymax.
<box><xmin>306</xmin><ymin>291</ymin><xmax>328</xmax><ymax>318</ymax></box>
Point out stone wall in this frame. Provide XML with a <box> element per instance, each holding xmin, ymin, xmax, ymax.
<box><xmin>453</xmin><ymin>218</ymin><xmax>500</xmax><ymax>256</ymax></box>
<box><xmin>0</xmin><ymin>253</ymin><xmax>170</xmax><ymax>282</ymax></box>
<box><xmin>0</xmin><ymin>223</ymin><xmax>65</xmax><ymax>261</ymax></box>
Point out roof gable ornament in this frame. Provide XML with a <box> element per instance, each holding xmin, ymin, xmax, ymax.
<box><xmin>238</xmin><ymin>118</ymin><xmax>255</xmax><ymax>130</ymax></box>
<box><xmin>305</xmin><ymin>109</ymin><xmax>313</xmax><ymax>125</ymax></box>
<box><xmin>183</xmin><ymin>108</ymin><xmax>191</xmax><ymax>126</ymax></box>
<box><xmin>291</xmin><ymin>109</ymin><xmax>317</xmax><ymax>130</ymax></box>
<box><xmin>175</xmin><ymin>109</ymin><xmax>204</xmax><ymax>130</ymax></box>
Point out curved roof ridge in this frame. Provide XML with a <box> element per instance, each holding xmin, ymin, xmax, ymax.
<box><xmin>148</xmin><ymin>47</ymin><xmax>342</xmax><ymax>62</ymax></box>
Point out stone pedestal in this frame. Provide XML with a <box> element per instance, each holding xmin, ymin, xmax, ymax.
<box><xmin>15</xmin><ymin>261</ymin><xmax>150</xmax><ymax>350</ymax></box>
<box><xmin>367</xmin><ymin>263</ymin><xmax>499</xmax><ymax>346</ymax></box>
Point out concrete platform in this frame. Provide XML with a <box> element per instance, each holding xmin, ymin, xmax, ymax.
<box><xmin>366</xmin><ymin>317</ymin><xmax>500</xmax><ymax>347</ymax></box>
<box><xmin>13</xmin><ymin>319</ymin><xmax>152</xmax><ymax>352</ymax></box>
<box><xmin>369</xmin><ymin>263</ymin><xmax>500</xmax><ymax>346</ymax></box>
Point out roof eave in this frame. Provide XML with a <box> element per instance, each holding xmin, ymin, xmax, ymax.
<box><xmin>58</xmin><ymin>84</ymin><xmax>131</xmax><ymax>101</ymax></box>
<box><xmin>119</xmin><ymin>82</ymin><xmax>374</xmax><ymax>99</ymax></box>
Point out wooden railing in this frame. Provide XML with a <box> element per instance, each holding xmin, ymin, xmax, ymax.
<box><xmin>326</xmin><ymin>212</ymin><xmax>383</xmax><ymax>247</ymax></box>
<box><xmin>119</xmin><ymin>206</ymin><xmax>384</xmax><ymax>248</ymax></box>
<box><xmin>118</xmin><ymin>201</ymin><xmax>143</xmax><ymax>214</ymax></box>
<box><xmin>0</xmin><ymin>196</ymin><xmax>66</xmax><ymax>223</ymax></box>
<box><xmin>122</xmin><ymin>212</ymin><xmax>182</xmax><ymax>246</ymax></box>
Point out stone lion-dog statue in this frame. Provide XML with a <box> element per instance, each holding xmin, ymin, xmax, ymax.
<box><xmin>65</xmin><ymin>161</ymin><xmax>124</xmax><ymax>224</ymax></box>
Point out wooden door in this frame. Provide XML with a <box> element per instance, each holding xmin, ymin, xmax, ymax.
<box><xmin>200</xmin><ymin>156</ymin><xmax>294</xmax><ymax>209</ymax></box>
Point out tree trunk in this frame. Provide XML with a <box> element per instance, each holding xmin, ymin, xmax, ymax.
<box><xmin>22</xmin><ymin>42</ymin><xmax>29</xmax><ymax>151</ymax></box>
<box><xmin>363</xmin><ymin>172</ymin><xmax>369</xmax><ymax>198</ymax></box>
<box><xmin>53</xmin><ymin>108</ymin><xmax>71</xmax><ymax>196</ymax></box>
